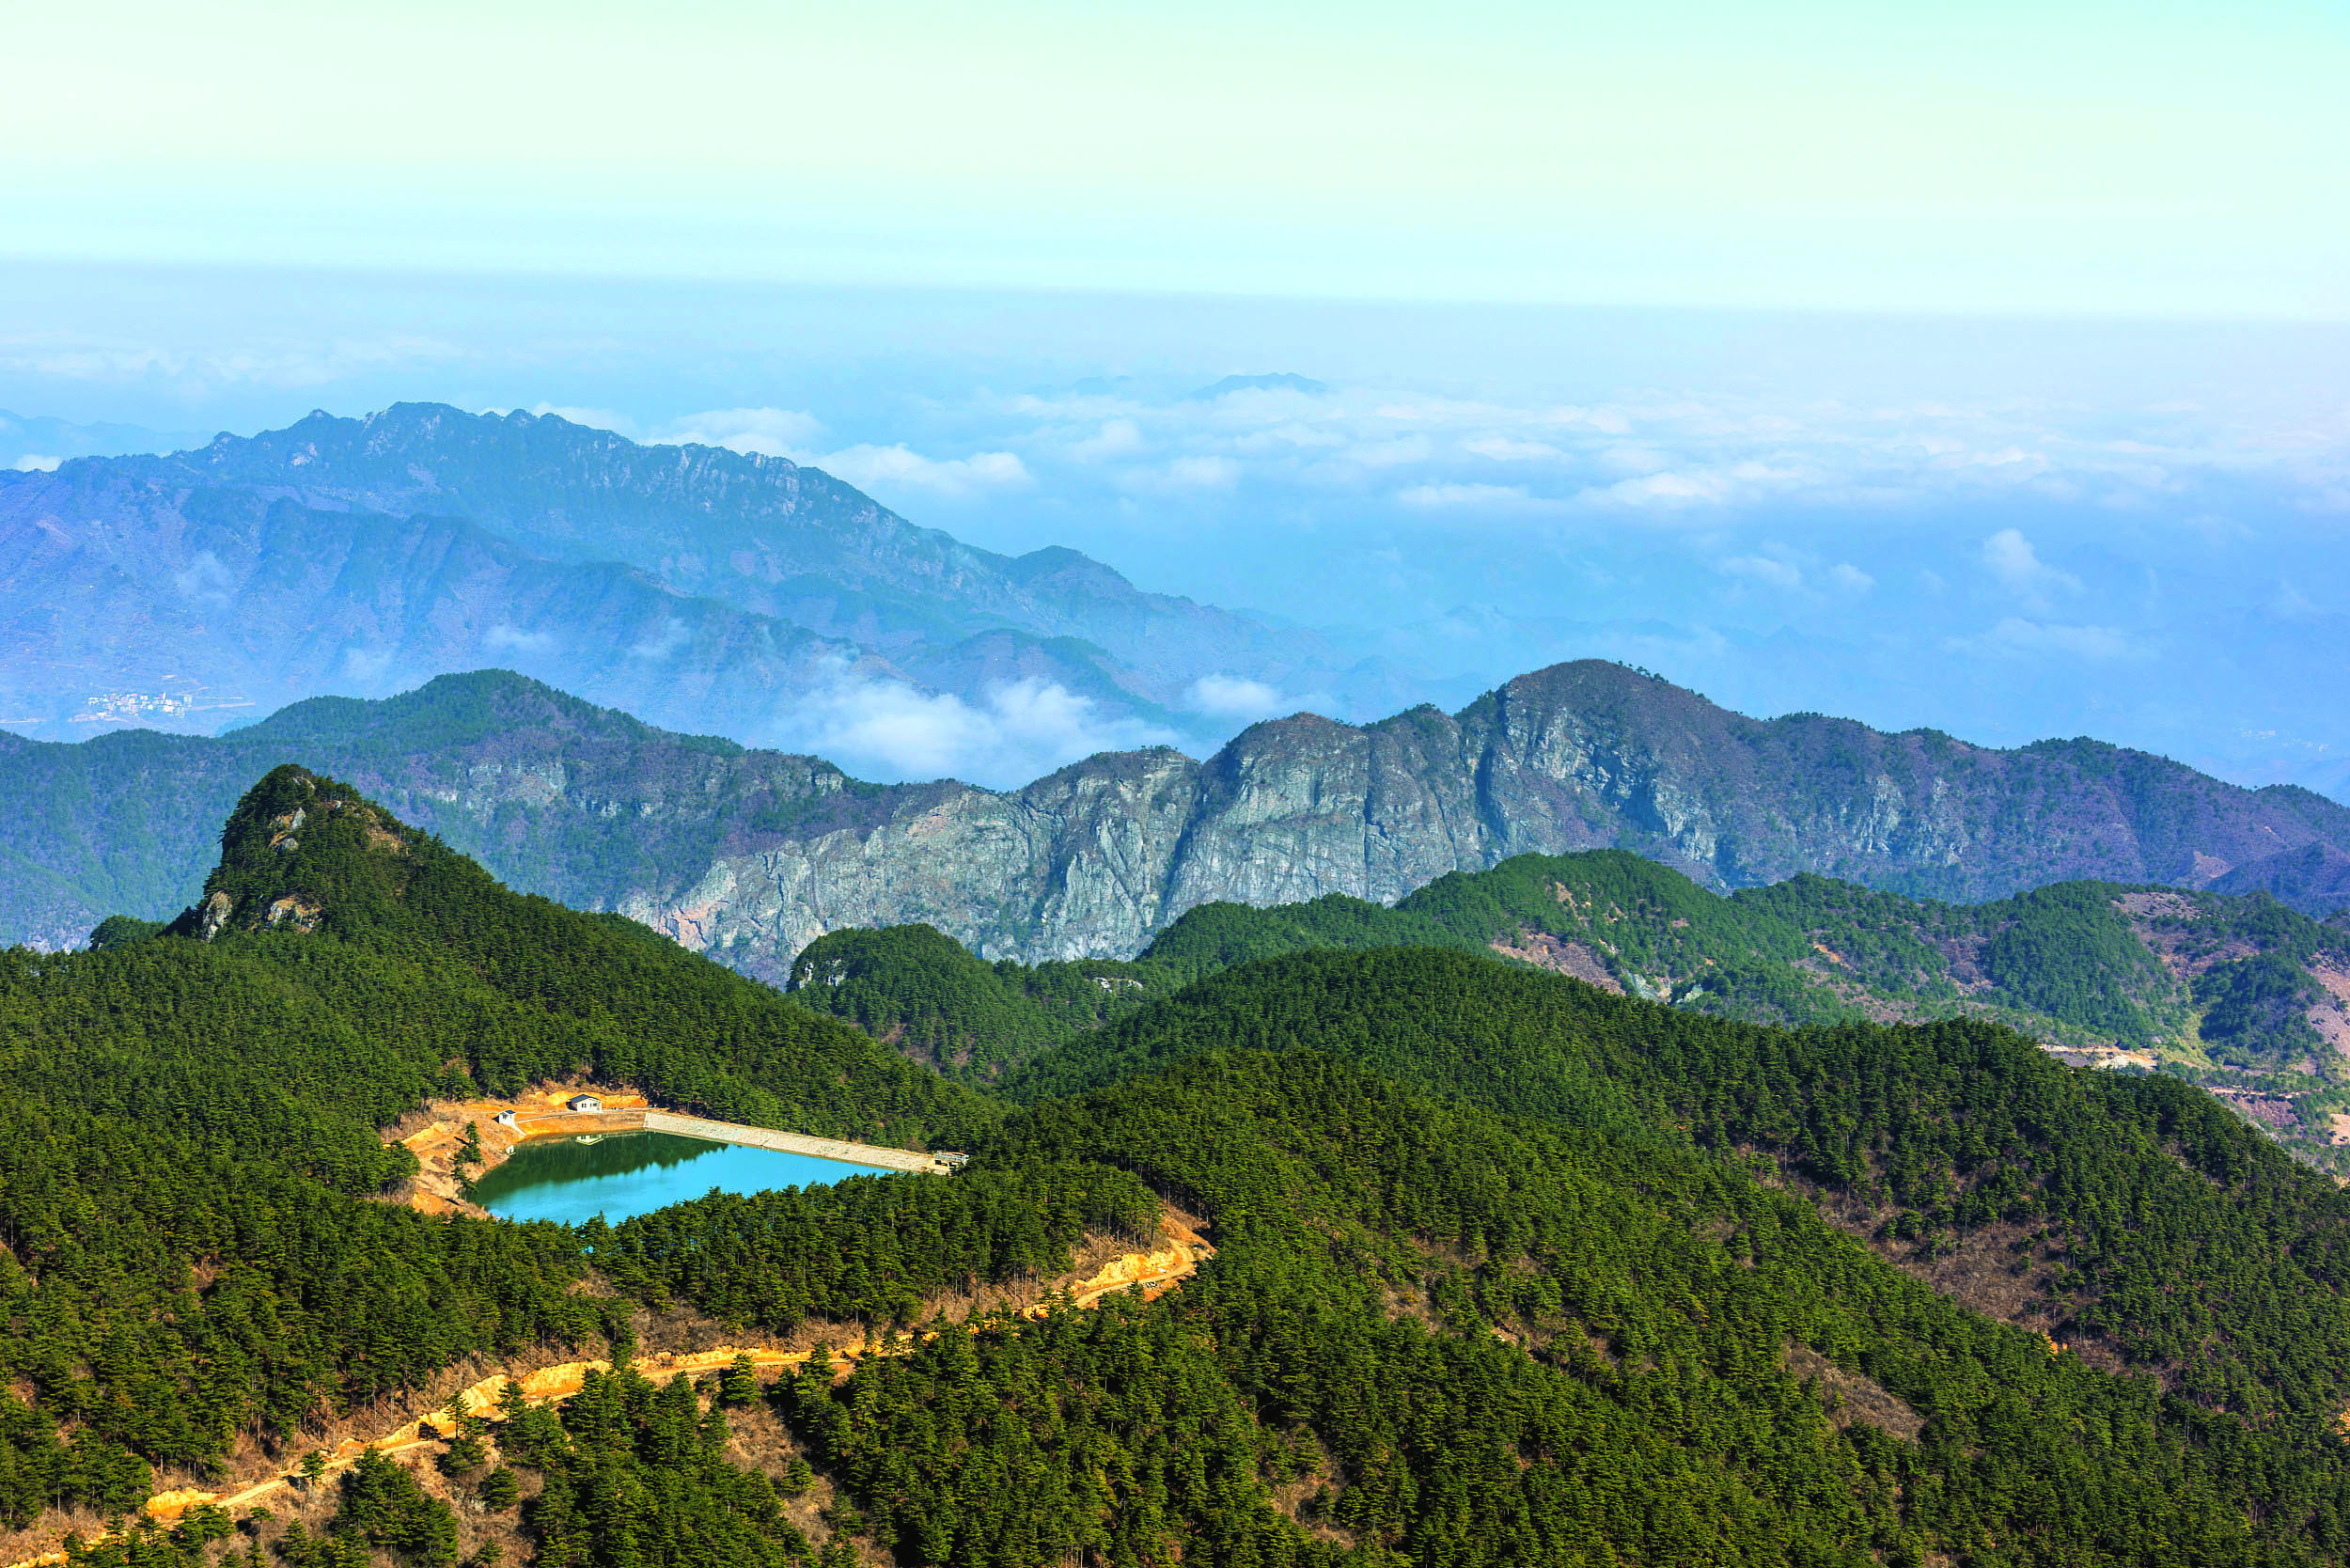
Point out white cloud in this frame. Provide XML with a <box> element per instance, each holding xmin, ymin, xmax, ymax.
<box><xmin>1464</xmin><ymin>435</ymin><xmax>1562</xmax><ymax>462</ymax></box>
<box><xmin>1338</xmin><ymin>434</ymin><xmax>1434</xmax><ymax>469</ymax></box>
<box><xmin>1597</xmin><ymin>470</ymin><xmax>1731</xmax><ymax>508</ymax></box>
<box><xmin>655</xmin><ymin>406</ymin><xmax>826</xmax><ymax>457</ymax></box>
<box><xmin>628</xmin><ymin>617</ymin><xmax>691</xmax><ymax>661</ymax></box>
<box><xmin>780</xmin><ymin>667</ymin><xmax>1176</xmax><ymax>786</ymax></box>
<box><xmin>1541</xmin><ymin>405</ymin><xmax>1634</xmax><ymax>435</ymax></box>
<box><xmin>12</xmin><ymin>454</ymin><xmax>60</xmax><ymax>472</ymax></box>
<box><xmin>1717</xmin><ymin>555</ymin><xmax>1804</xmax><ymax>589</ymax></box>
<box><xmin>1115</xmin><ymin>455</ymin><xmax>1242</xmax><ymax>494</ymax></box>
<box><xmin>1185</xmin><ymin>674</ymin><xmax>1287</xmax><ymax>721</ymax></box>
<box><xmin>485</xmin><ymin>622</ymin><xmax>556</xmax><ymax>653</ymax></box>
<box><xmin>814</xmin><ymin>444</ymin><xmax>1031</xmax><ymax>498</ymax></box>
<box><xmin>1982</xmin><ymin>527</ymin><xmax>2081</xmax><ymax>605</ymax></box>
<box><xmin>1828</xmin><ymin>562</ymin><xmax>1876</xmax><ymax>593</ymax></box>
<box><xmin>1071</xmin><ymin>418</ymin><xmax>1146</xmax><ymax>462</ymax></box>
<box><xmin>1165</xmin><ymin>455</ymin><xmax>1239</xmax><ymax>489</ymax></box>
<box><xmin>1947</xmin><ymin>618</ymin><xmax>2144</xmax><ymax>661</ymax></box>
<box><xmin>171</xmin><ymin>550</ymin><xmax>236</xmax><ymax>602</ymax></box>
<box><xmin>1398</xmin><ymin>481</ymin><xmax>1535</xmax><ymax>509</ymax></box>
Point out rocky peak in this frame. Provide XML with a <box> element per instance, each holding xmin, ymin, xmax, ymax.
<box><xmin>171</xmin><ymin>765</ymin><xmax>417</xmax><ymax>941</ymax></box>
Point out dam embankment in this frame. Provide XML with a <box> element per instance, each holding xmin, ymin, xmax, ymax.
<box><xmin>392</xmin><ymin>1087</ymin><xmax>958</xmax><ymax>1213</ymax></box>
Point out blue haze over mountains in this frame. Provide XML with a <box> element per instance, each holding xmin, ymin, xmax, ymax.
<box><xmin>4</xmin><ymin>264</ymin><xmax>2346</xmax><ymax>797</ymax></box>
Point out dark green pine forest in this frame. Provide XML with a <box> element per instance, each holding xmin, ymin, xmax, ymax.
<box><xmin>18</xmin><ymin>765</ymin><xmax>2350</xmax><ymax>1566</ymax></box>
<box><xmin>791</xmin><ymin>847</ymin><xmax>2350</xmax><ymax>1167</ymax></box>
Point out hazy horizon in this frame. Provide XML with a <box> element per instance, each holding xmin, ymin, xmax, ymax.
<box><xmin>5</xmin><ymin>263</ymin><xmax>2345</xmax><ymax>797</ymax></box>
<box><xmin>6</xmin><ymin>0</ymin><xmax>2343</xmax><ymax>794</ymax></box>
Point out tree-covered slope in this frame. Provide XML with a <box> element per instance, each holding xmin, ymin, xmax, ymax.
<box><xmin>1005</xmin><ymin>946</ymin><xmax>2350</xmax><ymax>1424</ymax></box>
<box><xmin>70</xmin><ymin>1042</ymin><xmax>2350</xmax><ymax>1567</ymax></box>
<box><xmin>22</xmin><ymin>772</ymin><xmax>2350</xmax><ymax>1563</ymax></box>
<box><xmin>0</xmin><ymin>766</ymin><xmax>1002</xmax><ymax>1527</ymax></box>
<box><xmin>171</xmin><ymin>764</ymin><xmax>986</xmax><ymax>1140</ymax></box>
<box><xmin>797</xmin><ymin>848</ymin><xmax>2350</xmax><ymax>1163</ymax></box>
<box><xmin>784</xmin><ymin>923</ymin><xmax>1163</xmax><ymax>1084</ymax></box>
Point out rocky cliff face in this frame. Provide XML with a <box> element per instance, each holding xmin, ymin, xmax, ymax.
<box><xmin>8</xmin><ymin>663</ymin><xmax>2348</xmax><ymax>971</ymax></box>
<box><xmin>612</xmin><ymin>662</ymin><xmax>2350</xmax><ymax>976</ymax></box>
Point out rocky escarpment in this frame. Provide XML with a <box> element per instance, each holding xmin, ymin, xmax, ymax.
<box><xmin>598</xmin><ymin>663</ymin><xmax>2350</xmax><ymax>973</ymax></box>
<box><xmin>9</xmin><ymin>664</ymin><xmax>2350</xmax><ymax>971</ymax></box>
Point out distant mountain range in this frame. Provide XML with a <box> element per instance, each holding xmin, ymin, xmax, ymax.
<box><xmin>0</xmin><ymin>407</ymin><xmax>206</xmax><ymax>471</ymax></box>
<box><xmin>7</xmin><ymin>660</ymin><xmax>2348</xmax><ymax>967</ymax></box>
<box><xmin>0</xmin><ymin>402</ymin><xmax>1356</xmax><ymax>767</ymax></box>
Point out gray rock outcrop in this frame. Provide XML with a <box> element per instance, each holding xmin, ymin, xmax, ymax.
<box><xmin>196</xmin><ymin>890</ymin><xmax>232</xmax><ymax>941</ymax></box>
<box><xmin>9</xmin><ymin>663</ymin><xmax>2350</xmax><ymax>972</ymax></box>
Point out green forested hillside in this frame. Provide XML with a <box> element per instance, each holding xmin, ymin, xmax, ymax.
<box><xmin>24</xmin><ymin>770</ymin><xmax>2350</xmax><ymax>1566</ymax></box>
<box><xmin>0</xmin><ymin>766</ymin><xmax>995</xmax><ymax>1528</ymax></box>
<box><xmin>1007</xmin><ymin>947</ymin><xmax>2350</xmax><ymax>1420</ymax></box>
<box><xmin>795</xmin><ymin>849</ymin><xmax>2350</xmax><ymax>1164</ymax></box>
<box><xmin>785</xmin><ymin>924</ymin><xmax>1167</xmax><ymax>1084</ymax></box>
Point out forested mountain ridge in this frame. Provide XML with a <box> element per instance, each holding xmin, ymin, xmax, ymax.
<box><xmin>796</xmin><ymin>848</ymin><xmax>2350</xmax><ymax>1167</ymax></box>
<box><xmin>7</xmin><ymin>661</ymin><xmax>2350</xmax><ymax>967</ymax></box>
<box><xmin>18</xmin><ymin>773</ymin><xmax>2350</xmax><ymax>1562</ymax></box>
<box><xmin>164</xmin><ymin>762</ymin><xmax>987</xmax><ymax>1144</ymax></box>
<box><xmin>998</xmin><ymin>948</ymin><xmax>2350</xmax><ymax>1428</ymax></box>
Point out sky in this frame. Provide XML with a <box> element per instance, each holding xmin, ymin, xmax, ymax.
<box><xmin>7</xmin><ymin>0</ymin><xmax>2347</xmax><ymax>317</ymax></box>
<box><xmin>3</xmin><ymin>3</ymin><xmax>2347</xmax><ymax>793</ymax></box>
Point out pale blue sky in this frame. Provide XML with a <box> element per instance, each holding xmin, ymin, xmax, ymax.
<box><xmin>7</xmin><ymin>0</ymin><xmax>2345</xmax><ymax>315</ymax></box>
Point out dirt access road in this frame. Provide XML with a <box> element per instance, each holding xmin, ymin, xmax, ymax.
<box><xmin>5</xmin><ymin>1213</ymin><xmax>1211</xmax><ymax>1566</ymax></box>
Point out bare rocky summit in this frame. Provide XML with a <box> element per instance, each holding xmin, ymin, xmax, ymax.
<box><xmin>5</xmin><ymin>662</ymin><xmax>2346</xmax><ymax>973</ymax></box>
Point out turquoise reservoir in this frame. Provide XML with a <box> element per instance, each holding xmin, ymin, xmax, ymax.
<box><xmin>472</xmin><ymin>1130</ymin><xmax>893</xmax><ymax>1227</ymax></box>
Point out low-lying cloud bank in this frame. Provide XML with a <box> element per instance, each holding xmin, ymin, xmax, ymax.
<box><xmin>770</xmin><ymin>663</ymin><xmax>1182</xmax><ymax>788</ymax></box>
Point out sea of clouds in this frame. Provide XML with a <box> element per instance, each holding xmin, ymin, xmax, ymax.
<box><xmin>5</xmin><ymin>266</ymin><xmax>2344</xmax><ymax>795</ymax></box>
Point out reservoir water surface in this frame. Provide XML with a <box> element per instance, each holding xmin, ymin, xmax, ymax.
<box><xmin>472</xmin><ymin>1131</ymin><xmax>893</xmax><ymax>1226</ymax></box>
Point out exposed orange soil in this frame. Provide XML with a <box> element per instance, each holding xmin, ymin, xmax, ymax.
<box><xmin>2</xmin><ymin>1213</ymin><xmax>1212</xmax><ymax>1565</ymax></box>
<box><xmin>388</xmin><ymin>1084</ymin><xmax>650</xmax><ymax>1213</ymax></box>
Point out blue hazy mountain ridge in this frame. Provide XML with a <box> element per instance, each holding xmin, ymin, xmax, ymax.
<box><xmin>0</xmin><ymin>409</ymin><xmax>206</xmax><ymax>469</ymax></box>
<box><xmin>3</xmin><ymin>663</ymin><xmax>2348</xmax><ymax>972</ymax></box>
<box><xmin>170</xmin><ymin>402</ymin><xmax>1332</xmax><ymax>689</ymax></box>
<box><xmin>0</xmin><ymin>401</ymin><xmax>1343</xmax><ymax>763</ymax></box>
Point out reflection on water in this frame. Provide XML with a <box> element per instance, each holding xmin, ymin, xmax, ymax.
<box><xmin>471</xmin><ymin>1131</ymin><xmax>892</xmax><ymax>1227</ymax></box>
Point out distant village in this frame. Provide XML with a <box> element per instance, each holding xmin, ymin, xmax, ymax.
<box><xmin>71</xmin><ymin>682</ymin><xmax>253</xmax><ymax>726</ymax></box>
